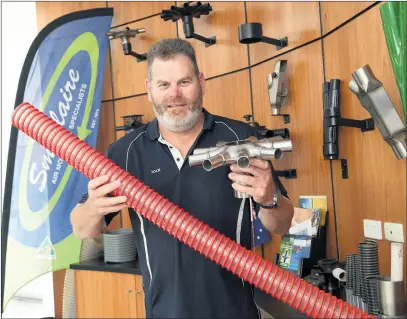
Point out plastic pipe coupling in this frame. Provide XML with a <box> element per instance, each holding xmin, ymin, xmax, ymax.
<box><xmin>188</xmin><ymin>136</ymin><xmax>292</xmax><ymax>198</ymax></box>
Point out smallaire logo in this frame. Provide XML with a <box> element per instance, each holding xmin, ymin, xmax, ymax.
<box><xmin>19</xmin><ymin>32</ymin><xmax>99</xmax><ymax>231</ymax></box>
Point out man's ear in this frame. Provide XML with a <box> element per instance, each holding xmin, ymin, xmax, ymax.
<box><xmin>145</xmin><ymin>79</ymin><xmax>152</xmax><ymax>102</ymax></box>
<box><xmin>199</xmin><ymin>72</ymin><xmax>206</xmax><ymax>95</ymax></box>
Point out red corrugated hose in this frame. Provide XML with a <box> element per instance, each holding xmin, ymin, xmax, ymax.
<box><xmin>12</xmin><ymin>102</ymin><xmax>375</xmax><ymax>319</ymax></box>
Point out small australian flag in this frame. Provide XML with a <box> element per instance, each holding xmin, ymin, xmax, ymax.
<box><xmin>250</xmin><ymin>198</ymin><xmax>271</xmax><ymax>247</ymax></box>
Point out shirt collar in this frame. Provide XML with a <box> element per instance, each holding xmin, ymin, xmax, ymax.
<box><xmin>147</xmin><ymin>108</ymin><xmax>215</xmax><ymax>141</ymax></box>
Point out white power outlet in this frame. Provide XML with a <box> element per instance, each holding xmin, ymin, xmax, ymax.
<box><xmin>363</xmin><ymin>219</ymin><xmax>383</xmax><ymax>240</ymax></box>
<box><xmin>384</xmin><ymin>223</ymin><xmax>404</xmax><ymax>243</ymax></box>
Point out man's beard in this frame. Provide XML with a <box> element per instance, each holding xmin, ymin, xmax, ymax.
<box><xmin>152</xmin><ymin>92</ymin><xmax>203</xmax><ymax>132</ymax></box>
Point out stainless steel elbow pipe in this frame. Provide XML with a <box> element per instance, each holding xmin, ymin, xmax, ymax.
<box><xmin>349</xmin><ymin>65</ymin><xmax>407</xmax><ymax>160</ymax></box>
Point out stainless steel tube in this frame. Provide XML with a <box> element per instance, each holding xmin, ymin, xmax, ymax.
<box><xmin>349</xmin><ymin>64</ymin><xmax>407</xmax><ymax>160</ymax></box>
<box><xmin>377</xmin><ymin>277</ymin><xmax>406</xmax><ymax>316</ymax></box>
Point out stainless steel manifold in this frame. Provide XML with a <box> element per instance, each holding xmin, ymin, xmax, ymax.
<box><xmin>188</xmin><ymin>136</ymin><xmax>292</xmax><ymax>198</ymax></box>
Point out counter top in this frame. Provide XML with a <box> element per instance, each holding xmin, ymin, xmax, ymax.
<box><xmin>70</xmin><ymin>257</ymin><xmax>308</xmax><ymax>318</ymax></box>
<box><xmin>70</xmin><ymin>256</ymin><xmax>142</xmax><ymax>275</ymax></box>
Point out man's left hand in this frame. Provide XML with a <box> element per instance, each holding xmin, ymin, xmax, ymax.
<box><xmin>228</xmin><ymin>158</ymin><xmax>276</xmax><ymax>205</ymax></box>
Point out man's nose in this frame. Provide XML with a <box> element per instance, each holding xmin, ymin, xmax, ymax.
<box><xmin>168</xmin><ymin>83</ymin><xmax>182</xmax><ymax>97</ymax></box>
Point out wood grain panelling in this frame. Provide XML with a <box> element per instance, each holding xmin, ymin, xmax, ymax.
<box><xmin>177</xmin><ymin>2</ymin><xmax>248</xmax><ymax>79</ymax></box>
<box><xmin>114</xmin><ymin>95</ymin><xmax>156</xmax><ymax>140</ymax></box>
<box><xmin>36</xmin><ymin>2</ymin><xmax>106</xmax><ymax>30</ymax></box>
<box><xmin>96</xmin><ymin>102</ymin><xmax>115</xmax><ymax>155</ymax></box>
<box><xmin>251</xmin><ymin>42</ymin><xmax>338</xmax><ymax>261</ymax></box>
<box><xmin>108</xmin><ymin>1</ymin><xmax>174</xmax><ymax>27</ymax></box>
<box><xmin>323</xmin><ymin>5</ymin><xmax>407</xmax><ymax>287</ymax></box>
<box><xmin>53</xmin><ymin>269</ymin><xmax>66</xmax><ymax>319</ymax></box>
<box><xmin>321</xmin><ymin>1</ymin><xmax>375</xmax><ymax>34</ymax></box>
<box><xmin>75</xmin><ymin>270</ymin><xmax>145</xmax><ymax>318</ymax></box>
<box><xmin>246</xmin><ymin>2</ymin><xmax>320</xmax><ymax>65</ymax></box>
<box><xmin>111</xmin><ymin>15</ymin><xmax>177</xmax><ymax>98</ymax></box>
<box><xmin>204</xmin><ymin>70</ymin><xmax>252</xmax><ymax>121</ymax></box>
<box><xmin>102</xmin><ymin>50</ymin><xmax>113</xmax><ymax>101</ymax></box>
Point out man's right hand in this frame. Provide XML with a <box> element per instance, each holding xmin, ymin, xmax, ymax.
<box><xmin>85</xmin><ymin>175</ymin><xmax>128</xmax><ymax>216</ymax></box>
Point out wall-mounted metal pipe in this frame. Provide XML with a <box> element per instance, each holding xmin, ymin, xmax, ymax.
<box><xmin>258</xmin><ymin>138</ymin><xmax>293</xmax><ymax>153</ymax></box>
<box><xmin>349</xmin><ymin>65</ymin><xmax>407</xmax><ymax>159</ymax></box>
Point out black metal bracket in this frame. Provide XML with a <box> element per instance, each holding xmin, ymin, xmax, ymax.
<box><xmin>238</xmin><ymin>23</ymin><xmax>288</xmax><ymax>50</ymax></box>
<box><xmin>242</xmin><ymin>115</ymin><xmax>290</xmax><ymax>138</ymax></box>
<box><xmin>323</xmin><ymin>79</ymin><xmax>376</xmax><ymax>179</ymax></box>
<box><xmin>337</xmin><ymin>117</ymin><xmax>375</xmax><ymax>132</ymax></box>
<box><xmin>271</xmin><ymin>114</ymin><xmax>290</xmax><ymax>124</ymax></box>
<box><xmin>265</xmin><ymin>128</ymin><xmax>290</xmax><ymax>139</ymax></box>
<box><xmin>263</xmin><ymin>36</ymin><xmax>288</xmax><ymax>50</ymax></box>
<box><xmin>106</xmin><ymin>27</ymin><xmax>147</xmax><ymax>63</ymax></box>
<box><xmin>275</xmin><ymin>169</ymin><xmax>297</xmax><ymax>179</ymax></box>
<box><xmin>161</xmin><ymin>2</ymin><xmax>216</xmax><ymax>47</ymax></box>
<box><xmin>115</xmin><ymin>114</ymin><xmax>144</xmax><ymax>135</ymax></box>
<box><xmin>340</xmin><ymin>159</ymin><xmax>348</xmax><ymax>179</ymax></box>
<box><xmin>123</xmin><ymin>44</ymin><xmax>147</xmax><ymax>62</ymax></box>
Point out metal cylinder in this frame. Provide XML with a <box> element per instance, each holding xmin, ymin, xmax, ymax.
<box><xmin>236</xmin><ymin>153</ymin><xmax>250</xmax><ymax>168</ymax></box>
<box><xmin>259</xmin><ymin>147</ymin><xmax>282</xmax><ymax>160</ymax></box>
<box><xmin>379</xmin><ymin>313</ymin><xmax>407</xmax><ymax>319</ymax></box>
<box><xmin>377</xmin><ymin>276</ymin><xmax>406</xmax><ymax>316</ymax></box>
<box><xmin>203</xmin><ymin>154</ymin><xmax>225</xmax><ymax>171</ymax></box>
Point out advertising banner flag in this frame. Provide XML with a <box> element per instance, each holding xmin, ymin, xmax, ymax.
<box><xmin>1</xmin><ymin>8</ymin><xmax>113</xmax><ymax>311</ymax></box>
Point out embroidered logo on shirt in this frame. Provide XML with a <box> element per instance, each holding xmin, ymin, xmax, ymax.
<box><xmin>151</xmin><ymin>168</ymin><xmax>161</xmax><ymax>174</ymax></box>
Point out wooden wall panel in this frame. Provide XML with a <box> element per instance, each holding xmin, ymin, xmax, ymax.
<box><xmin>110</xmin><ymin>15</ymin><xmax>177</xmax><ymax>99</ymax></box>
<box><xmin>102</xmin><ymin>50</ymin><xmax>113</xmax><ymax>101</ymax></box>
<box><xmin>36</xmin><ymin>1</ymin><xmax>106</xmax><ymax>30</ymax></box>
<box><xmin>251</xmin><ymin>42</ymin><xmax>338</xmax><ymax>261</ymax></box>
<box><xmin>108</xmin><ymin>1</ymin><xmax>174</xmax><ymax>27</ymax></box>
<box><xmin>75</xmin><ymin>270</ymin><xmax>142</xmax><ymax>318</ymax></box>
<box><xmin>204</xmin><ymin>70</ymin><xmax>251</xmax><ymax>121</ymax></box>
<box><xmin>321</xmin><ymin>2</ymin><xmax>374</xmax><ymax>34</ymax></box>
<box><xmin>114</xmin><ymin>95</ymin><xmax>156</xmax><ymax>140</ymax></box>
<box><xmin>246</xmin><ymin>2</ymin><xmax>320</xmax><ymax>65</ymax></box>
<box><xmin>96</xmin><ymin>102</ymin><xmax>116</xmax><ymax>155</ymax></box>
<box><xmin>323</xmin><ymin>5</ymin><xmax>407</xmax><ymax>286</ymax></box>
<box><xmin>177</xmin><ymin>2</ymin><xmax>248</xmax><ymax>79</ymax></box>
<box><xmin>53</xmin><ymin>269</ymin><xmax>66</xmax><ymax>318</ymax></box>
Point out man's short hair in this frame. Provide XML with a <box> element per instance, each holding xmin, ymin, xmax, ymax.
<box><xmin>147</xmin><ymin>38</ymin><xmax>200</xmax><ymax>80</ymax></box>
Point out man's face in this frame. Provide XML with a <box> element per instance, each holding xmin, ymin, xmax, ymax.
<box><xmin>145</xmin><ymin>54</ymin><xmax>205</xmax><ymax>132</ymax></box>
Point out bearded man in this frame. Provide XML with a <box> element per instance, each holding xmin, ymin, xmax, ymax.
<box><xmin>71</xmin><ymin>38</ymin><xmax>294</xmax><ymax>319</ymax></box>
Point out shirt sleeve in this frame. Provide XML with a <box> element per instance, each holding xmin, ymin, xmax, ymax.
<box><xmin>77</xmin><ymin>143</ymin><xmax>121</xmax><ymax>227</ymax></box>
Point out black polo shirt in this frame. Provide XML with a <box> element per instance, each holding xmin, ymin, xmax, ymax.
<box><xmin>82</xmin><ymin>109</ymin><xmax>288</xmax><ymax>318</ymax></box>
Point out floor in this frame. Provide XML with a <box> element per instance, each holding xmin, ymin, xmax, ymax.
<box><xmin>2</xmin><ymin>297</ymin><xmax>54</xmax><ymax>318</ymax></box>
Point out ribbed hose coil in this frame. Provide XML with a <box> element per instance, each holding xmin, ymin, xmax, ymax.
<box><xmin>12</xmin><ymin>102</ymin><xmax>375</xmax><ymax>319</ymax></box>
